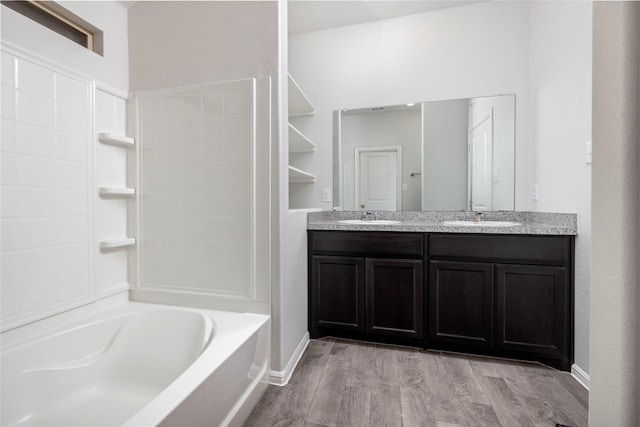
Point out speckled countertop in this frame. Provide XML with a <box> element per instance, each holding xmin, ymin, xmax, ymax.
<box><xmin>307</xmin><ymin>211</ymin><xmax>577</xmax><ymax>235</ymax></box>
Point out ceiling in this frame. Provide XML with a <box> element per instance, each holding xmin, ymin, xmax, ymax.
<box><xmin>288</xmin><ymin>0</ymin><xmax>484</xmax><ymax>34</ymax></box>
<box><xmin>117</xmin><ymin>1</ymin><xmax>482</xmax><ymax>34</ymax></box>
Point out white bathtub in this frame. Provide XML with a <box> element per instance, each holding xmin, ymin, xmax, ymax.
<box><xmin>0</xmin><ymin>300</ymin><xmax>270</xmax><ymax>427</ymax></box>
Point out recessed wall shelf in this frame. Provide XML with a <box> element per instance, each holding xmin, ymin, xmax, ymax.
<box><xmin>289</xmin><ymin>123</ymin><xmax>316</xmax><ymax>153</ymax></box>
<box><xmin>288</xmin><ymin>74</ymin><xmax>315</xmax><ymax>117</ymax></box>
<box><xmin>289</xmin><ymin>165</ymin><xmax>316</xmax><ymax>183</ymax></box>
<box><xmin>98</xmin><ymin>187</ymin><xmax>136</xmax><ymax>197</ymax></box>
<box><xmin>98</xmin><ymin>132</ymin><xmax>135</xmax><ymax>148</ymax></box>
<box><xmin>100</xmin><ymin>238</ymin><xmax>136</xmax><ymax>250</ymax></box>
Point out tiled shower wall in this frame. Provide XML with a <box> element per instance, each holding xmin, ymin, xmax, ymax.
<box><xmin>1</xmin><ymin>48</ymin><xmax>129</xmax><ymax>331</ymax></box>
<box><xmin>134</xmin><ymin>80</ymin><xmax>260</xmax><ymax>303</ymax></box>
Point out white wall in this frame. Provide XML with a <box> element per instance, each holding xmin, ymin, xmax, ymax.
<box><xmin>288</xmin><ymin>1</ymin><xmax>531</xmax><ymax>211</ymax></box>
<box><xmin>1</xmin><ymin>1</ymin><xmax>129</xmax><ymax>92</ymax></box>
<box><xmin>528</xmin><ymin>1</ymin><xmax>592</xmax><ymax>376</ymax></box>
<box><xmin>590</xmin><ymin>2</ymin><xmax>640</xmax><ymax>424</ymax></box>
<box><xmin>128</xmin><ymin>1</ymin><xmax>277</xmax><ymax>92</ymax></box>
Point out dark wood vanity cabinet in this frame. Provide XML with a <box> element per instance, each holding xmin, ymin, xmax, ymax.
<box><xmin>311</xmin><ymin>255</ymin><xmax>365</xmax><ymax>332</ymax></box>
<box><xmin>309</xmin><ymin>231</ymin><xmax>424</xmax><ymax>343</ymax></box>
<box><xmin>428</xmin><ymin>260</ymin><xmax>494</xmax><ymax>349</ymax></box>
<box><xmin>308</xmin><ymin>230</ymin><xmax>574</xmax><ymax>371</ymax></box>
<box><xmin>428</xmin><ymin>234</ymin><xmax>573</xmax><ymax>370</ymax></box>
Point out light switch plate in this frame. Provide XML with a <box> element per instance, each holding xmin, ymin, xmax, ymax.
<box><xmin>586</xmin><ymin>140</ymin><xmax>592</xmax><ymax>164</ymax></box>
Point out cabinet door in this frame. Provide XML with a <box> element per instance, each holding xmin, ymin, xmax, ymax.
<box><xmin>428</xmin><ymin>260</ymin><xmax>494</xmax><ymax>348</ymax></box>
<box><xmin>496</xmin><ymin>264</ymin><xmax>568</xmax><ymax>357</ymax></box>
<box><xmin>365</xmin><ymin>258</ymin><xmax>424</xmax><ymax>339</ymax></box>
<box><xmin>311</xmin><ymin>255</ymin><xmax>365</xmax><ymax>332</ymax></box>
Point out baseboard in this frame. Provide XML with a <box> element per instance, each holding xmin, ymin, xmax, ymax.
<box><xmin>269</xmin><ymin>332</ymin><xmax>310</xmax><ymax>386</ymax></box>
<box><xmin>571</xmin><ymin>363</ymin><xmax>590</xmax><ymax>390</ymax></box>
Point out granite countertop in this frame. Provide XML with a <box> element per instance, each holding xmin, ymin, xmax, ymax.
<box><xmin>307</xmin><ymin>211</ymin><xmax>577</xmax><ymax>236</ymax></box>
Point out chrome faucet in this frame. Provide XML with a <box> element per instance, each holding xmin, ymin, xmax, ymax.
<box><xmin>362</xmin><ymin>211</ymin><xmax>378</xmax><ymax>221</ymax></box>
<box><xmin>472</xmin><ymin>211</ymin><xmax>483</xmax><ymax>222</ymax></box>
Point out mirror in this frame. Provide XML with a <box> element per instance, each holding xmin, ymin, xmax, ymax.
<box><xmin>333</xmin><ymin>95</ymin><xmax>515</xmax><ymax>211</ymax></box>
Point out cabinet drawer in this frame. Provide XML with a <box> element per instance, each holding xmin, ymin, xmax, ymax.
<box><xmin>310</xmin><ymin>231</ymin><xmax>424</xmax><ymax>258</ymax></box>
<box><xmin>429</xmin><ymin>234</ymin><xmax>571</xmax><ymax>264</ymax></box>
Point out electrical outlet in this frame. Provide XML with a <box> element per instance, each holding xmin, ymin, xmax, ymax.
<box><xmin>533</xmin><ymin>183</ymin><xmax>539</xmax><ymax>201</ymax></box>
<box><xmin>586</xmin><ymin>140</ymin><xmax>592</xmax><ymax>164</ymax></box>
<box><xmin>321</xmin><ymin>188</ymin><xmax>331</xmax><ymax>202</ymax></box>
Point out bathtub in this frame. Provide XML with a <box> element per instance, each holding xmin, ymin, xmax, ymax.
<box><xmin>0</xmin><ymin>299</ymin><xmax>270</xmax><ymax>426</ymax></box>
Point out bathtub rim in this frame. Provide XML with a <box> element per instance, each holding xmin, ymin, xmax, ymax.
<box><xmin>1</xmin><ymin>294</ymin><xmax>271</xmax><ymax>427</ymax></box>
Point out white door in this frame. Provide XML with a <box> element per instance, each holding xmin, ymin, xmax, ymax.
<box><xmin>356</xmin><ymin>148</ymin><xmax>401</xmax><ymax>211</ymax></box>
<box><xmin>469</xmin><ymin>110</ymin><xmax>493</xmax><ymax>211</ymax></box>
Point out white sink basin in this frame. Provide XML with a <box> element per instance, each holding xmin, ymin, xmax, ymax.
<box><xmin>338</xmin><ymin>219</ymin><xmax>402</xmax><ymax>225</ymax></box>
<box><xmin>443</xmin><ymin>220</ymin><xmax>522</xmax><ymax>227</ymax></box>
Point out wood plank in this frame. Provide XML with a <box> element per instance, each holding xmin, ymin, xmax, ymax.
<box><xmin>461</xmin><ymin>401</ymin><xmax>503</xmax><ymax>427</ymax></box>
<box><xmin>370</xmin><ymin>381</ymin><xmax>403</xmax><ymax>427</ymax></box>
<box><xmin>504</xmin><ymin>374</ymin><xmax>566</xmax><ymax>426</ymax></box>
<box><xmin>439</xmin><ymin>352</ymin><xmax>490</xmax><ymax>405</ymax></box>
<box><xmin>304</xmin><ymin>340</ymin><xmax>354</xmax><ymax>426</ymax></box>
<box><xmin>528</xmin><ymin>375</ymin><xmax>588</xmax><ymax>427</ymax></box>
<box><xmin>244</xmin><ymin>385</ymin><xmax>289</xmax><ymax>427</ymax></box>
<box><xmin>299</xmin><ymin>338</ymin><xmax>334</xmax><ymax>367</ymax></box>
<box><xmin>263</xmin><ymin>364</ymin><xmax>325</xmax><ymax>426</ymax></box>
<box><xmin>428</xmin><ymin>353</ymin><xmax>472</xmax><ymax>425</ymax></box>
<box><xmin>551</xmin><ymin>370</ymin><xmax>589</xmax><ymax>410</ymax></box>
<box><xmin>246</xmin><ymin>340</ymin><xmax>587</xmax><ymax>427</ymax></box>
<box><xmin>436</xmin><ymin>422</ymin><xmax>468</xmax><ymax>427</ymax></box>
<box><xmin>335</xmin><ymin>385</ymin><xmax>372</xmax><ymax>427</ymax></box>
<box><xmin>475</xmin><ymin>375</ymin><xmax>536</xmax><ymax>427</ymax></box>
<box><xmin>399</xmin><ymin>367</ymin><xmax>438</xmax><ymax>427</ymax></box>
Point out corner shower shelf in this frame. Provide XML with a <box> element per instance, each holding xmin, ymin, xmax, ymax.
<box><xmin>100</xmin><ymin>238</ymin><xmax>136</xmax><ymax>250</ymax></box>
<box><xmin>98</xmin><ymin>132</ymin><xmax>135</xmax><ymax>148</ymax></box>
<box><xmin>289</xmin><ymin>165</ymin><xmax>316</xmax><ymax>183</ymax></box>
<box><xmin>288</xmin><ymin>74</ymin><xmax>315</xmax><ymax>117</ymax></box>
<box><xmin>289</xmin><ymin>123</ymin><xmax>316</xmax><ymax>153</ymax></box>
<box><xmin>99</xmin><ymin>187</ymin><xmax>136</xmax><ymax>197</ymax></box>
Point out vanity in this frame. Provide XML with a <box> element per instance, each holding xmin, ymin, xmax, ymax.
<box><xmin>307</xmin><ymin>211</ymin><xmax>576</xmax><ymax>371</ymax></box>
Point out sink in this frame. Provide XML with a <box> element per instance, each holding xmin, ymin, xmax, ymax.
<box><xmin>443</xmin><ymin>220</ymin><xmax>522</xmax><ymax>227</ymax></box>
<box><xmin>338</xmin><ymin>219</ymin><xmax>402</xmax><ymax>225</ymax></box>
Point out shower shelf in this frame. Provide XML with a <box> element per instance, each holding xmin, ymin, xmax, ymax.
<box><xmin>100</xmin><ymin>238</ymin><xmax>136</xmax><ymax>250</ymax></box>
<box><xmin>98</xmin><ymin>132</ymin><xmax>135</xmax><ymax>148</ymax></box>
<box><xmin>288</xmin><ymin>74</ymin><xmax>315</xmax><ymax>117</ymax></box>
<box><xmin>289</xmin><ymin>123</ymin><xmax>316</xmax><ymax>152</ymax></box>
<box><xmin>99</xmin><ymin>187</ymin><xmax>136</xmax><ymax>197</ymax></box>
<box><xmin>289</xmin><ymin>165</ymin><xmax>316</xmax><ymax>183</ymax></box>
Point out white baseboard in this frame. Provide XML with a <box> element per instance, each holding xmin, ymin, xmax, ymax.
<box><xmin>269</xmin><ymin>332</ymin><xmax>310</xmax><ymax>386</ymax></box>
<box><xmin>571</xmin><ymin>363</ymin><xmax>590</xmax><ymax>390</ymax></box>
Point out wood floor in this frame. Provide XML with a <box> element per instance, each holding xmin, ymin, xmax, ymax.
<box><xmin>245</xmin><ymin>338</ymin><xmax>588</xmax><ymax>427</ymax></box>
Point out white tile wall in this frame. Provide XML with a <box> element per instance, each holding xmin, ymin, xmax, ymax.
<box><xmin>94</xmin><ymin>89</ymin><xmax>129</xmax><ymax>297</ymax></box>
<box><xmin>1</xmin><ymin>51</ymin><xmax>93</xmax><ymax>330</ymax></box>
<box><xmin>138</xmin><ymin>80</ymin><xmax>255</xmax><ymax>298</ymax></box>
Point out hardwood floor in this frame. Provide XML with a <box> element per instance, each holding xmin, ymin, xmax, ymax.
<box><xmin>245</xmin><ymin>338</ymin><xmax>588</xmax><ymax>427</ymax></box>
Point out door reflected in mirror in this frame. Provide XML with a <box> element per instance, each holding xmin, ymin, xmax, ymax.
<box><xmin>333</xmin><ymin>95</ymin><xmax>515</xmax><ymax>212</ymax></box>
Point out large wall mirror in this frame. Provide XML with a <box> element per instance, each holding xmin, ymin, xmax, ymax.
<box><xmin>333</xmin><ymin>95</ymin><xmax>515</xmax><ymax>212</ymax></box>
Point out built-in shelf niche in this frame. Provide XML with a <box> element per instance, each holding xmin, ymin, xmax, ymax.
<box><xmin>98</xmin><ymin>187</ymin><xmax>136</xmax><ymax>198</ymax></box>
<box><xmin>100</xmin><ymin>238</ymin><xmax>136</xmax><ymax>250</ymax></box>
<box><xmin>288</xmin><ymin>74</ymin><xmax>315</xmax><ymax>117</ymax></box>
<box><xmin>289</xmin><ymin>123</ymin><xmax>316</xmax><ymax>153</ymax></box>
<box><xmin>289</xmin><ymin>165</ymin><xmax>316</xmax><ymax>183</ymax></box>
<box><xmin>288</xmin><ymin>73</ymin><xmax>316</xmax><ymax>189</ymax></box>
<box><xmin>98</xmin><ymin>132</ymin><xmax>135</xmax><ymax>148</ymax></box>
